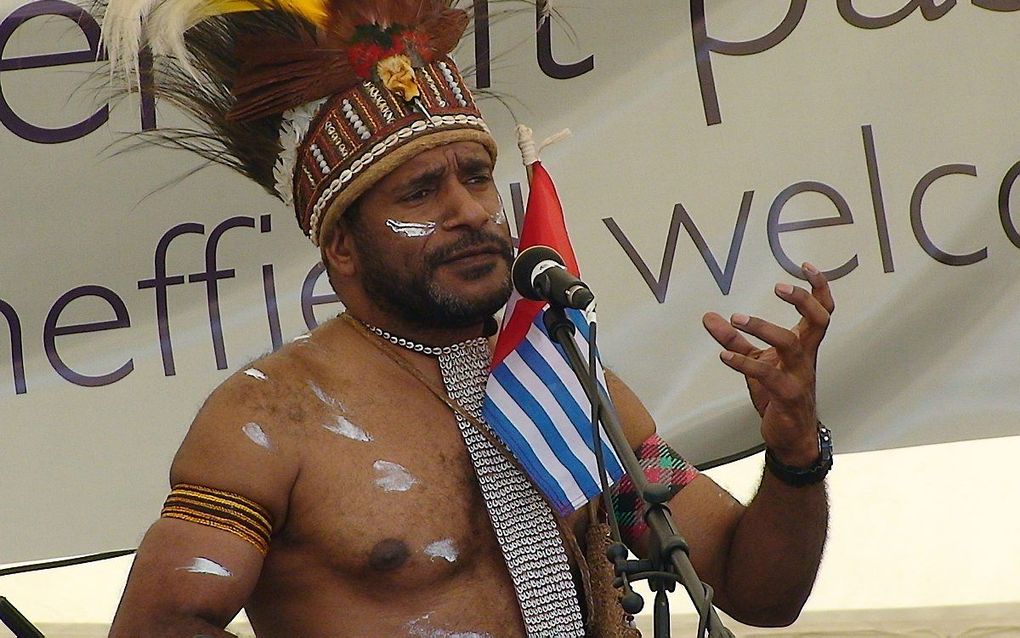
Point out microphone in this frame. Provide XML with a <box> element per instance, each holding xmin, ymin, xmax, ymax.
<box><xmin>512</xmin><ymin>245</ymin><xmax>595</xmax><ymax>310</ymax></box>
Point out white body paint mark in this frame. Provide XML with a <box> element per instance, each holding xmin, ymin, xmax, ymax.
<box><xmin>292</xmin><ymin>333</ymin><xmax>311</xmax><ymax>342</ymax></box>
<box><xmin>386</xmin><ymin>219</ymin><xmax>436</xmax><ymax>237</ymax></box>
<box><xmin>177</xmin><ymin>557</ymin><xmax>232</xmax><ymax>578</ymax></box>
<box><xmin>243</xmin><ymin>368</ymin><xmax>267</xmax><ymax>380</ymax></box>
<box><xmin>424</xmin><ymin>538</ymin><xmax>458</xmax><ymax>563</ymax></box>
<box><xmin>323</xmin><ymin>415</ymin><xmax>373</xmax><ymax>442</ymax></box>
<box><xmin>373</xmin><ymin>460</ymin><xmax>419</xmax><ymax>492</ymax></box>
<box><xmin>309</xmin><ymin>382</ymin><xmax>344</xmax><ymax>410</ymax></box>
<box><xmin>242</xmin><ymin>422</ymin><xmax>272</xmax><ymax>450</ymax></box>
<box><xmin>406</xmin><ymin>615</ymin><xmax>492</xmax><ymax>638</ymax></box>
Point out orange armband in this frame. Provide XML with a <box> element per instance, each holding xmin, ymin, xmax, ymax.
<box><xmin>161</xmin><ymin>483</ymin><xmax>274</xmax><ymax>555</ymax></box>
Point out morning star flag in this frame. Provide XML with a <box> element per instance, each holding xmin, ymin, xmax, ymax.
<box><xmin>483</xmin><ymin>161</ymin><xmax>625</xmax><ymax>516</ymax></box>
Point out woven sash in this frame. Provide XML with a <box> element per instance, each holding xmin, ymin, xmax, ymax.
<box><xmin>438</xmin><ymin>338</ymin><xmax>585</xmax><ymax>636</ymax></box>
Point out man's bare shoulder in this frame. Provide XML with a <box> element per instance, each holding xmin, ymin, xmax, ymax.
<box><xmin>169</xmin><ymin>318</ymin><xmax>382</xmax><ymax>490</ymax></box>
<box><xmin>167</xmin><ymin>318</ymin><xmax>363</xmax><ymax>525</ymax></box>
<box><xmin>196</xmin><ymin>316</ymin><xmax>368</xmax><ymax>431</ymax></box>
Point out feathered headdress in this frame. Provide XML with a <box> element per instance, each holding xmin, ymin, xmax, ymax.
<box><xmin>100</xmin><ymin>0</ymin><xmax>497</xmax><ymax>246</ymax></box>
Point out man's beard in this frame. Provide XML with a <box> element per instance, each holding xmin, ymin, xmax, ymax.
<box><xmin>356</xmin><ymin>229</ymin><xmax>515</xmax><ymax>329</ymax></box>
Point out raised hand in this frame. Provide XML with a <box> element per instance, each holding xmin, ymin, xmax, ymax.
<box><xmin>702</xmin><ymin>263</ymin><xmax>835</xmax><ymax>467</ymax></box>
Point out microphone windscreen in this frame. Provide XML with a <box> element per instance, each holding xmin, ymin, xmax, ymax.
<box><xmin>511</xmin><ymin>245</ymin><xmax>564</xmax><ymax>301</ymax></box>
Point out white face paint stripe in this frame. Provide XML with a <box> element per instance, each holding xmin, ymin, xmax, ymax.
<box><xmin>177</xmin><ymin>557</ymin><xmax>232</xmax><ymax>577</ymax></box>
<box><xmin>243</xmin><ymin>368</ymin><xmax>267</xmax><ymax>380</ymax></box>
<box><xmin>386</xmin><ymin>219</ymin><xmax>436</xmax><ymax>237</ymax></box>
<box><xmin>242</xmin><ymin>422</ymin><xmax>272</xmax><ymax>449</ymax></box>
<box><xmin>373</xmin><ymin>460</ymin><xmax>419</xmax><ymax>492</ymax></box>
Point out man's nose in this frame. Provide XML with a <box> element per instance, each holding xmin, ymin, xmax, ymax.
<box><xmin>440</xmin><ymin>180</ymin><xmax>493</xmax><ymax>230</ymax></box>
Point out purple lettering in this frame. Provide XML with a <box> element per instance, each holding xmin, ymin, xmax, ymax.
<box><xmin>300</xmin><ymin>262</ymin><xmax>341</xmax><ymax>331</ymax></box>
<box><xmin>43</xmin><ymin>285</ymin><xmax>133</xmax><ymax>386</ymax></box>
<box><xmin>507</xmin><ymin>181</ymin><xmax>525</xmax><ymax>247</ymax></box>
<box><xmin>262</xmin><ymin>264</ymin><xmax>283</xmax><ymax>351</ymax></box>
<box><xmin>138</xmin><ymin>222</ymin><xmax>205</xmax><ymax>376</ymax></box>
<box><xmin>0</xmin><ymin>298</ymin><xmax>27</xmax><ymax>394</ymax></box>
<box><xmin>691</xmin><ymin>0</ymin><xmax>807</xmax><ymax>125</ymax></box>
<box><xmin>861</xmin><ymin>125</ymin><xmax>895</xmax><ymax>272</ymax></box>
<box><xmin>188</xmin><ymin>216</ymin><xmax>255</xmax><ymax>370</ymax></box>
<box><xmin>999</xmin><ymin>160</ymin><xmax>1020</xmax><ymax>248</ymax></box>
<box><xmin>972</xmin><ymin>0</ymin><xmax>1020</xmax><ymax>10</ymax></box>
<box><xmin>0</xmin><ymin>0</ymin><xmax>108</xmax><ymax>143</ymax></box>
<box><xmin>910</xmin><ymin>164</ymin><xmax>986</xmax><ymax>265</ymax></box>
<box><xmin>473</xmin><ymin>0</ymin><xmax>490</xmax><ymax>89</ymax></box>
<box><xmin>536</xmin><ymin>1</ymin><xmax>593</xmax><ymax>80</ymax></box>
<box><xmin>838</xmin><ymin>0</ymin><xmax>956</xmax><ymax>29</ymax></box>
<box><xmin>602</xmin><ymin>192</ymin><xmax>754</xmax><ymax>299</ymax></box>
<box><xmin>139</xmin><ymin>47</ymin><xmax>157</xmax><ymax>130</ymax></box>
<box><xmin>767</xmin><ymin>181</ymin><xmax>859</xmax><ymax>280</ymax></box>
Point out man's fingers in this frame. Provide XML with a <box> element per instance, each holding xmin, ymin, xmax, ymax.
<box><xmin>703</xmin><ymin>312</ymin><xmax>757</xmax><ymax>356</ymax></box>
<box><xmin>719</xmin><ymin>351</ymin><xmax>800</xmax><ymax>401</ymax></box>
<box><xmin>774</xmin><ymin>272</ymin><xmax>831</xmax><ymax>352</ymax></box>
<box><xmin>729</xmin><ymin>313</ymin><xmax>803</xmax><ymax>367</ymax></box>
<box><xmin>802</xmin><ymin>262</ymin><xmax>835</xmax><ymax>314</ymax></box>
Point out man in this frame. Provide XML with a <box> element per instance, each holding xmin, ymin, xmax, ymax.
<box><xmin>103</xmin><ymin>2</ymin><xmax>833</xmax><ymax>635</ymax></box>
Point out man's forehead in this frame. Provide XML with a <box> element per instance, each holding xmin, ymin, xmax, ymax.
<box><xmin>392</xmin><ymin>142</ymin><xmax>493</xmax><ymax>179</ymax></box>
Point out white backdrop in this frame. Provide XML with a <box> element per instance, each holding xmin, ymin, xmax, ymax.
<box><xmin>1</xmin><ymin>1</ymin><xmax>1018</xmax><ymax>562</ymax></box>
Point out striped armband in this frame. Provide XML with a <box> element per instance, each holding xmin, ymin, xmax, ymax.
<box><xmin>610</xmin><ymin>434</ymin><xmax>699</xmax><ymax>550</ymax></box>
<box><xmin>161</xmin><ymin>483</ymin><xmax>274</xmax><ymax>555</ymax></box>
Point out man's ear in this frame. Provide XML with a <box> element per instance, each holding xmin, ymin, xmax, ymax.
<box><xmin>321</xmin><ymin>219</ymin><xmax>358</xmax><ymax>279</ymax></box>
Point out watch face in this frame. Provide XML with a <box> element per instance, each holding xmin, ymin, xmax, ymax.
<box><xmin>819</xmin><ymin>426</ymin><xmax>834</xmax><ymax>466</ymax></box>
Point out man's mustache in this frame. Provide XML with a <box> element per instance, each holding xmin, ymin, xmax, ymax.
<box><xmin>426</xmin><ymin>230</ymin><xmax>514</xmax><ymax>268</ymax></box>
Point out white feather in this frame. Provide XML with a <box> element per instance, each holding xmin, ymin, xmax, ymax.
<box><xmin>274</xmin><ymin>98</ymin><xmax>329</xmax><ymax>204</ymax></box>
<box><xmin>146</xmin><ymin>0</ymin><xmax>213</xmax><ymax>82</ymax></box>
<box><xmin>100</xmin><ymin>0</ymin><xmax>166</xmax><ymax>87</ymax></box>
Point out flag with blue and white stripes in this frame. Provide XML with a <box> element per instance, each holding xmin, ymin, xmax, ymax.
<box><xmin>483</xmin><ymin>161</ymin><xmax>625</xmax><ymax>516</ymax></box>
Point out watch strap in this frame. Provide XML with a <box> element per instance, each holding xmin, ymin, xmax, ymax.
<box><xmin>764</xmin><ymin>424</ymin><xmax>833</xmax><ymax>487</ymax></box>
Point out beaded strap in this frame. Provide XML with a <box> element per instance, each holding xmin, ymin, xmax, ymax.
<box><xmin>437</xmin><ymin>340</ymin><xmax>586</xmax><ymax>636</ymax></box>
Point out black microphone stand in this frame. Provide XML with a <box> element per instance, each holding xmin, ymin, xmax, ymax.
<box><xmin>0</xmin><ymin>597</ymin><xmax>44</xmax><ymax>638</ymax></box>
<box><xmin>541</xmin><ymin>304</ymin><xmax>733</xmax><ymax>638</ymax></box>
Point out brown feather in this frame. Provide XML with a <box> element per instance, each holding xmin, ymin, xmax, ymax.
<box><xmin>420</xmin><ymin>8</ymin><xmax>469</xmax><ymax>60</ymax></box>
<box><xmin>230</xmin><ymin>38</ymin><xmax>357</xmax><ymax>120</ymax></box>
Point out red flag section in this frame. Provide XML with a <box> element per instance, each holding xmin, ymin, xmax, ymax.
<box><xmin>491</xmin><ymin>161</ymin><xmax>580</xmax><ymax>368</ymax></box>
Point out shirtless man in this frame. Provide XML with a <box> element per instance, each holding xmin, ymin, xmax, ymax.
<box><xmin>108</xmin><ymin>141</ymin><xmax>833</xmax><ymax>636</ymax></box>
<box><xmin>100</xmin><ymin>0</ymin><xmax>833</xmax><ymax>633</ymax></box>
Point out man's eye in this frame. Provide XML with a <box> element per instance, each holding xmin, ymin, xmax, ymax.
<box><xmin>467</xmin><ymin>174</ymin><xmax>492</xmax><ymax>185</ymax></box>
<box><xmin>403</xmin><ymin>189</ymin><xmax>430</xmax><ymax>202</ymax></box>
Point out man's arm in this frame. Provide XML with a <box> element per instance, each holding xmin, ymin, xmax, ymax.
<box><xmin>109</xmin><ymin>519</ymin><xmax>265</xmax><ymax>637</ymax></box>
<box><xmin>608</xmin><ymin>262</ymin><xmax>833</xmax><ymax>627</ymax></box>
<box><xmin>109</xmin><ymin>368</ymin><xmax>300</xmax><ymax>637</ymax></box>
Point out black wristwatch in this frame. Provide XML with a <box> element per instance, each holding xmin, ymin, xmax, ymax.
<box><xmin>764</xmin><ymin>424</ymin><xmax>833</xmax><ymax>487</ymax></box>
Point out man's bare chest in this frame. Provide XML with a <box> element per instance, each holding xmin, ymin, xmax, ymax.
<box><xmin>272</xmin><ymin>374</ymin><xmax>502</xmax><ymax>589</ymax></box>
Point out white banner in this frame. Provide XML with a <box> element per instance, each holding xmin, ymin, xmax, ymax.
<box><xmin>2</xmin><ymin>0</ymin><xmax>1018</xmax><ymax>562</ymax></box>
